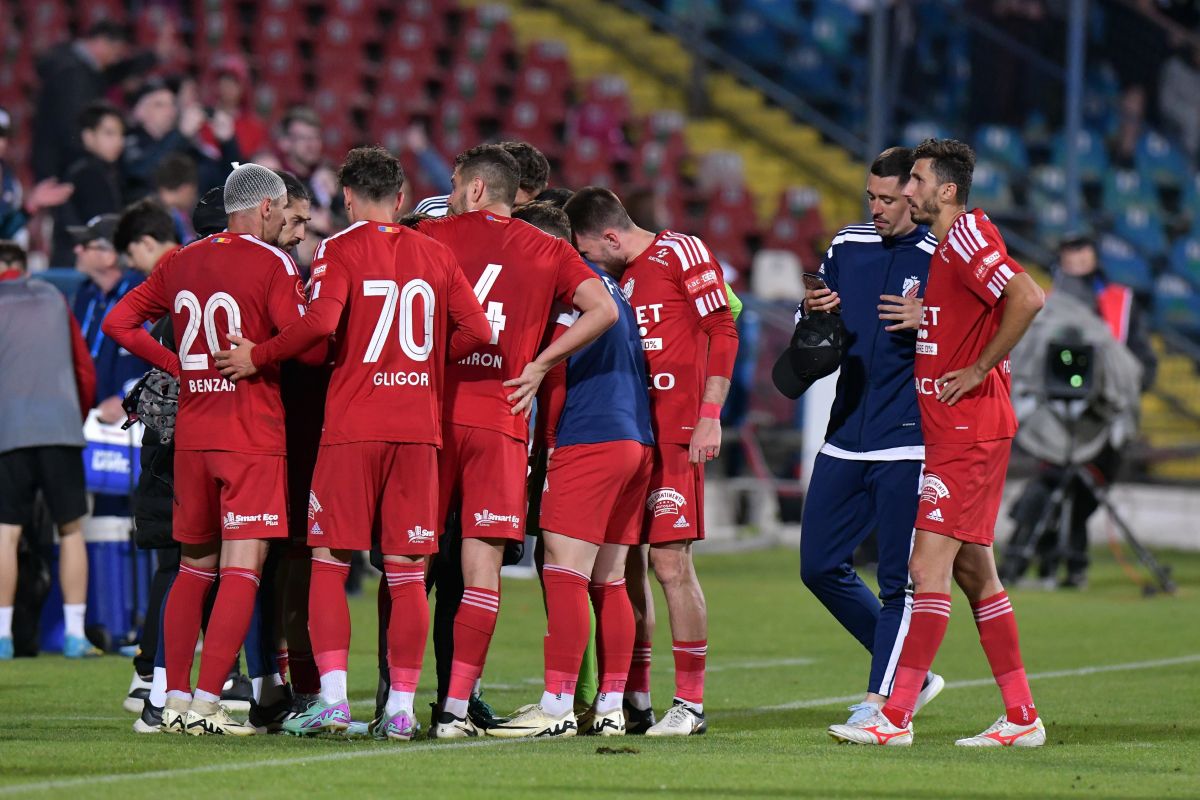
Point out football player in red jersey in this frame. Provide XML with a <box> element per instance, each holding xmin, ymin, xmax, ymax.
<box><xmin>414</xmin><ymin>145</ymin><xmax>618</xmax><ymax>738</ymax></box>
<box><xmin>829</xmin><ymin>139</ymin><xmax>1048</xmax><ymax>748</ymax></box>
<box><xmin>103</xmin><ymin>164</ymin><xmax>324</xmax><ymax>736</ymax></box>
<box><xmin>214</xmin><ymin>146</ymin><xmax>491</xmax><ymax>740</ymax></box>
<box><xmin>565</xmin><ymin>187</ymin><xmax>738</xmax><ymax>736</ymax></box>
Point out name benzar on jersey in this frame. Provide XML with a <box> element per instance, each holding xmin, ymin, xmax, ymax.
<box><xmin>189</xmin><ymin>377</ymin><xmax>236</xmax><ymax>393</ymax></box>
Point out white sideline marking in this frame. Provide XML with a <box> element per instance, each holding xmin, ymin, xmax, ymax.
<box><xmin>750</xmin><ymin>652</ymin><xmax>1200</xmax><ymax>713</ymax></box>
<box><xmin>4</xmin><ymin>653</ymin><xmax>1198</xmax><ymax>795</ymax></box>
<box><xmin>484</xmin><ymin>657</ymin><xmax>822</xmax><ymax>691</ymax></box>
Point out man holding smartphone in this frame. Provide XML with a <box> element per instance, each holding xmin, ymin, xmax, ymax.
<box><xmin>796</xmin><ymin>148</ymin><xmax>944</xmax><ymax>727</ymax></box>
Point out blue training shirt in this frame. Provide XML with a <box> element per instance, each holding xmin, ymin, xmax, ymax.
<box><xmin>554</xmin><ymin>266</ymin><xmax>655</xmax><ymax>448</ymax></box>
<box><xmin>801</xmin><ymin>223</ymin><xmax>936</xmax><ymax>458</ymax></box>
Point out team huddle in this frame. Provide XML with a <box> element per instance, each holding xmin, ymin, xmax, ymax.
<box><xmin>103</xmin><ymin>141</ymin><xmax>737</xmax><ymax>740</ymax></box>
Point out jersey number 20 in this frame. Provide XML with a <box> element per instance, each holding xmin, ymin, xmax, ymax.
<box><xmin>175</xmin><ymin>290</ymin><xmax>241</xmax><ymax>371</ymax></box>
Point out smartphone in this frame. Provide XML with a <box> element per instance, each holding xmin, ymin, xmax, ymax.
<box><xmin>802</xmin><ymin>273</ymin><xmax>828</xmax><ymax>291</ymax></box>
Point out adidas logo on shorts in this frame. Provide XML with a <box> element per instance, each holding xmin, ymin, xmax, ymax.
<box><xmin>673</xmin><ymin>516</ymin><xmax>689</xmax><ymax>529</ymax></box>
<box><xmin>925</xmin><ymin>508</ymin><xmax>944</xmax><ymax>522</ymax></box>
<box><xmin>310</xmin><ymin>522</ymin><xmax>323</xmax><ymax>535</ymax></box>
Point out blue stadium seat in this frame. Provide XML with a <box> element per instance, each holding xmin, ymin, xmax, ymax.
<box><xmin>1169</xmin><ymin>235</ymin><xmax>1200</xmax><ymax>291</ymax></box>
<box><xmin>1154</xmin><ymin>279</ymin><xmax>1200</xmax><ymax>336</ymax></box>
<box><xmin>741</xmin><ymin>0</ymin><xmax>803</xmax><ymax>35</ymax></box>
<box><xmin>1050</xmin><ymin>129</ymin><xmax>1108</xmax><ymax>182</ymax></box>
<box><xmin>969</xmin><ymin>160</ymin><xmax>1014</xmax><ymax>214</ymax></box>
<box><xmin>1098</xmin><ymin>234</ymin><xmax>1154</xmax><ymax>294</ymax></box>
<box><xmin>722</xmin><ymin>10</ymin><xmax>784</xmax><ymax>70</ymax></box>
<box><xmin>975</xmin><ymin>125</ymin><xmax>1028</xmax><ymax>175</ymax></box>
<box><xmin>781</xmin><ymin>46</ymin><xmax>840</xmax><ymax>103</ymax></box>
<box><xmin>811</xmin><ymin>0</ymin><xmax>861</xmax><ymax>59</ymax></box>
<box><xmin>1135</xmin><ymin>131</ymin><xmax>1191</xmax><ymax>188</ymax></box>
<box><xmin>1029</xmin><ymin>165</ymin><xmax>1067</xmax><ymax>209</ymax></box>
<box><xmin>1034</xmin><ymin>201</ymin><xmax>1072</xmax><ymax>248</ymax></box>
<box><xmin>1082</xmin><ymin>64</ymin><xmax>1120</xmax><ymax>135</ymax></box>
<box><xmin>34</xmin><ymin>267</ymin><xmax>87</xmax><ymax>297</ymax></box>
<box><xmin>1112</xmin><ymin>205</ymin><xmax>1168</xmax><ymax>261</ymax></box>
<box><xmin>1102</xmin><ymin>169</ymin><xmax>1159</xmax><ymax>213</ymax></box>
<box><xmin>901</xmin><ymin>119</ymin><xmax>952</xmax><ymax>148</ymax></box>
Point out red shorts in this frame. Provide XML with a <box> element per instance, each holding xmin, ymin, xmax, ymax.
<box><xmin>918</xmin><ymin>439</ymin><xmax>1013</xmax><ymax>545</ymax></box>
<box><xmin>306</xmin><ymin>442</ymin><xmax>438</xmax><ymax>556</ymax></box>
<box><xmin>438</xmin><ymin>423</ymin><xmax>528</xmax><ymax>541</ymax></box>
<box><xmin>642</xmin><ymin>444</ymin><xmax>705</xmax><ymax>544</ymax></box>
<box><xmin>173</xmin><ymin>450</ymin><xmax>289</xmax><ymax>544</ymax></box>
<box><xmin>540</xmin><ymin>441</ymin><xmax>654</xmax><ymax>546</ymax></box>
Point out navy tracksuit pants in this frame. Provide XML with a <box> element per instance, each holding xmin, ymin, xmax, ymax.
<box><xmin>800</xmin><ymin>453</ymin><xmax>922</xmax><ymax>695</ymax></box>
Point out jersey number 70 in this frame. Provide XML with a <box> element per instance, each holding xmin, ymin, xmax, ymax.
<box><xmin>362</xmin><ymin>278</ymin><xmax>435</xmax><ymax>363</ymax></box>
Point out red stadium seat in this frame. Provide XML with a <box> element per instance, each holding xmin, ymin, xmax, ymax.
<box><xmin>384</xmin><ymin>21</ymin><xmax>442</xmax><ymax>60</ymax></box>
<box><xmin>763</xmin><ymin>187</ymin><xmax>827</xmax><ymax>270</ymax></box>
<box><xmin>75</xmin><ymin>0</ymin><xmax>126</xmax><ymax>30</ymax></box>
<box><xmin>442</xmin><ymin>63</ymin><xmax>502</xmax><ymax>119</ymax></box>
<box><xmin>254</xmin><ymin>12</ymin><xmax>313</xmax><ymax>52</ymax></box>
<box><xmin>699</xmin><ymin>211</ymin><xmax>753</xmax><ymax>271</ymax></box>
<box><xmin>503</xmin><ymin>99</ymin><xmax>562</xmax><ymax>159</ymax></box>
<box><xmin>561</xmin><ymin>138</ymin><xmax>615</xmax><ymax>189</ymax></box>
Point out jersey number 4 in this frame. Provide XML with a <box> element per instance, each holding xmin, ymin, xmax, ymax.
<box><xmin>473</xmin><ymin>263</ymin><xmax>507</xmax><ymax>345</ymax></box>
<box><xmin>175</xmin><ymin>290</ymin><xmax>241</xmax><ymax>371</ymax></box>
<box><xmin>362</xmin><ymin>278</ymin><xmax>434</xmax><ymax>363</ymax></box>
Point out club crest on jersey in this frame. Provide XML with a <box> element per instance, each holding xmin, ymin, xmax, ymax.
<box><xmin>377</xmin><ymin>224</ymin><xmax>401</xmax><ymax>233</ymax></box>
<box><xmin>647</xmin><ymin>488</ymin><xmax>686</xmax><ymax>518</ymax></box>
<box><xmin>920</xmin><ymin>474</ymin><xmax>950</xmax><ymax>505</ymax></box>
<box><xmin>307</xmin><ymin>491</ymin><xmax>322</xmax><ymax>520</ymax></box>
<box><xmin>407</xmin><ymin>526</ymin><xmax>435</xmax><ymax>544</ymax></box>
<box><xmin>622</xmin><ymin>279</ymin><xmax>635</xmax><ymax>301</ymax></box>
<box><xmin>902</xmin><ymin>276</ymin><xmax>921</xmax><ymax>298</ymax></box>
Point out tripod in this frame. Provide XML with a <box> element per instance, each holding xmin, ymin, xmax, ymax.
<box><xmin>1000</xmin><ymin>401</ymin><xmax>1175</xmax><ymax>595</ymax></box>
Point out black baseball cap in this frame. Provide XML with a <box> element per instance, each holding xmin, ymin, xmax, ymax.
<box><xmin>192</xmin><ymin>186</ymin><xmax>227</xmax><ymax>236</ymax></box>
<box><xmin>771</xmin><ymin>312</ymin><xmax>847</xmax><ymax>399</ymax></box>
<box><xmin>68</xmin><ymin>213</ymin><xmax>120</xmax><ymax>245</ymax></box>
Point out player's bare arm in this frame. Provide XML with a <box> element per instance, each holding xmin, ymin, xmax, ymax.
<box><xmin>937</xmin><ymin>272</ymin><xmax>1044</xmax><ymax>406</ymax></box>
<box><xmin>504</xmin><ymin>276</ymin><xmax>618</xmax><ymax>415</ymax></box>
<box><xmin>689</xmin><ymin>376</ymin><xmax>731</xmax><ymax>464</ymax></box>
<box><xmin>878</xmin><ymin>294</ymin><xmax>922</xmax><ymax>332</ymax></box>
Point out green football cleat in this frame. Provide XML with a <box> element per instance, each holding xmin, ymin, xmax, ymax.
<box><xmin>281</xmin><ymin>698</ymin><xmax>352</xmax><ymax>736</ymax></box>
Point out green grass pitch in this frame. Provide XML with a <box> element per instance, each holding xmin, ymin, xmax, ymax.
<box><xmin>2</xmin><ymin>547</ymin><xmax>1198</xmax><ymax>799</ymax></box>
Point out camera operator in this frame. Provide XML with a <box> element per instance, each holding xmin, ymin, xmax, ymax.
<box><xmin>1009</xmin><ymin>234</ymin><xmax>1156</xmax><ymax>589</ymax></box>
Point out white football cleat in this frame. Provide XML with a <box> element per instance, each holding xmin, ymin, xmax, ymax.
<box><xmin>914</xmin><ymin>672</ymin><xmax>945</xmax><ymax>715</ymax></box>
<box><xmin>160</xmin><ymin>697</ymin><xmax>189</xmax><ymax>735</ymax></box>
<box><xmin>124</xmin><ymin>672</ymin><xmax>152</xmax><ymax>714</ymax></box>
<box><xmin>430</xmin><ymin>710</ymin><xmax>479</xmax><ymax>739</ymax></box>
<box><xmin>485</xmin><ymin>704</ymin><xmax>577</xmax><ymax>738</ymax></box>
<box><xmin>828</xmin><ymin>709</ymin><xmax>913</xmax><ymax>746</ymax></box>
<box><xmin>644</xmin><ymin>700</ymin><xmax>707</xmax><ymax>737</ymax></box>
<box><xmin>581</xmin><ymin>706</ymin><xmax>625</xmax><ymax>736</ymax></box>
<box><xmin>184</xmin><ymin>699</ymin><xmax>256</xmax><ymax>736</ymax></box>
<box><xmin>955</xmin><ymin>715</ymin><xmax>1045</xmax><ymax>747</ymax></box>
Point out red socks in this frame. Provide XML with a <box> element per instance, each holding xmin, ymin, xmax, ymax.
<box><xmin>628</xmin><ymin>640</ymin><xmax>653</xmax><ymax>694</ymax></box>
<box><xmin>385</xmin><ymin>562</ymin><xmax>428</xmax><ymax>694</ymax></box>
<box><xmin>542</xmin><ymin>566</ymin><xmax>591</xmax><ymax>698</ymax></box>
<box><xmin>195</xmin><ymin>568</ymin><xmax>261</xmax><ymax>697</ymax></box>
<box><xmin>672</xmin><ymin>640</ymin><xmax>707</xmax><ymax>705</ymax></box>
<box><xmin>590</xmin><ymin>579</ymin><xmax>635</xmax><ymax>697</ymax></box>
<box><xmin>447</xmin><ymin>586</ymin><xmax>500</xmax><ymax>701</ymax></box>
<box><xmin>883</xmin><ymin>593</ymin><xmax>952</xmax><ymax>728</ymax></box>
<box><xmin>973</xmin><ymin>592</ymin><xmax>1037</xmax><ymax>723</ymax></box>
<box><xmin>308</xmin><ymin>558</ymin><xmax>351</xmax><ymax>676</ymax></box>
<box><xmin>164</xmin><ymin>564</ymin><xmax>216</xmax><ymax>695</ymax></box>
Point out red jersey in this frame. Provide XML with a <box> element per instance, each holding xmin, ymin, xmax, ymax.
<box><xmin>102</xmin><ymin>233</ymin><xmax>309</xmax><ymax>455</ymax></box>
<box><xmin>417</xmin><ymin>211</ymin><xmax>595</xmax><ymax>441</ymax></box>
<box><xmin>622</xmin><ymin>231</ymin><xmax>738</xmax><ymax>445</ymax></box>
<box><xmin>254</xmin><ymin>220</ymin><xmax>489</xmax><ymax>447</ymax></box>
<box><xmin>915</xmin><ymin>209</ymin><xmax>1023</xmax><ymax>444</ymax></box>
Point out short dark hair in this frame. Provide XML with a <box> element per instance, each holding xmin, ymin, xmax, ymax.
<box><xmin>281</xmin><ymin>106</ymin><xmax>320</xmax><ymax>134</ymax></box>
<box><xmin>274</xmin><ymin>169</ymin><xmax>312</xmax><ymax>207</ymax></box>
<box><xmin>154</xmin><ymin>153</ymin><xmax>197</xmax><ymax>191</ymax></box>
<box><xmin>563</xmin><ymin>187</ymin><xmax>634</xmax><ymax>237</ymax></box>
<box><xmin>79</xmin><ymin>100</ymin><xmax>123</xmax><ymax>134</ymax></box>
<box><xmin>0</xmin><ymin>240</ymin><xmax>27</xmax><ymax>270</ymax></box>
<box><xmin>513</xmin><ymin>201</ymin><xmax>571</xmax><ymax>240</ymax></box>
<box><xmin>911</xmin><ymin>138</ymin><xmax>975</xmax><ymax>204</ymax></box>
<box><xmin>454</xmin><ymin>144</ymin><xmax>520</xmax><ymax>207</ymax></box>
<box><xmin>398</xmin><ymin>212</ymin><xmax>433</xmax><ymax>229</ymax></box>
<box><xmin>534</xmin><ymin>187</ymin><xmax>574</xmax><ymax>209</ymax></box>
<box><xmin>869</xmin><ymin>146</ymin><xmax>915</xmax><ymax>183</ymax></box>
<box><xmin>85</xmin><ymin>20</ymin><xmax>130</xmax><ymax>42</ymax></box>
<box><xmin>500</xmin><ymin>141</ymin><xmax>550</xmax><ymax>196</ymax></box>
<box><xmin>114</xmin><ymin>198</ymin><xmax>179</xmax><ymax>252</ymax></box>
<box><xmin>338</xmin><ymin>146</ymin><xmax>405</xmax><ymax>203</ymax></box>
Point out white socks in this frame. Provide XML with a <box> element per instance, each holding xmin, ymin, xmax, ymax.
<box><xmin>149</xmin><ymin>667</ymin><xmax>167</xmax><ymax>708</ymax></box>
<box><xmin>193</xmin><ymin>689</ymin><xmax>220</xmax><ymax>705</ymax></box>
<box><xmin>63</xmin><ymin>604</ymin><xmax>86</xmax><ymax>639</ymax></box>
<box><xmin>442</xmin><ymin>696</ymin><xmax>469</xmax><ymax>718</ymax></box>
<box><xmin>540</xmin><ymin>690</ymin><xmax>573</xmax><ymax>717</ymax></box>
<box><xmin>0</xmin><ymin>606</ymin><xmax>12</xmax><ymax>639</ymax></box>
<box><xmin>595</xmin><ymin>691</ymin><xmax>622</xmax><ymax>714</ymax></box>
<box><xmin>319</xmin><ymin>670</ymin><xmax>347</xmax><ymax>705</ymax></box>
<box><xmin>626</xmin><ymin>691</ymin><xmax>652</xmax><ymax>711</ymax></box>
<box><xmin>385</xmin><ymin>689</ymin><xmax>415</xmax><ymax>717</ymax></box>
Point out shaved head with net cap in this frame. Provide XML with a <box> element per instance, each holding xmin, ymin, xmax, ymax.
<box><xmin>223</xmin><ymin>163</ymin><xmax>287</xmax><ymax>213</ymax></box>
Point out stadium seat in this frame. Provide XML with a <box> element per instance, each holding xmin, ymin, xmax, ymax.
<box><xmin>1168</xmin><ymin>235</ymin><xmax>1200</xmax><ymax>291</ymax></box>
<box><xmin>503</xmin><ymin>100</ymin><xmax>562</xmax><ymax>159</ymax></box>
<box><xmin>721</xmin><ymin>10</ymin><xmax>785</xmax><ymax>70</ymax></box>
<box><xmin>561</xmin><ymin>138</ymin><xmax>616</xmax><ymax>190</ymax></box>
<box><xmin>700</xmin><ymin>212</ymin><xmax>752</xmax><ymax>271</ymax></box>
<box><xmin>1029</xmin><ymin>165</ymin><xmax>1067</xmax><ymax>209</ymax></box>
<box><xmin>1103</xmin><ymin>168</ymin><xmax>1160</xmax><ymax>213</ymax></box>
<box><xmin>974</xmin><ymin>125</ymin><xmax>1028</xmax><ymax>175</ymax></box>
<box><xmin>750</xmin><ymin>249</ymin><xmax>805</xmax><ymax>300</ymax></box>
<box><xmin>763</xmin><ymin>187</ymin><xmax>826</xmax><ymax>269</ymax></box>
<box><xmin>969</xmin><ymin>160</ymin><xmax>1014</xmax><ymax>215</ymax></box>
<box><xmin>1098</xmin><ymin>234</ymin><xmax>1154</xmax><ymax>294</ymax></box>
<box><xmin>443</xmin><ymin>63</ymin><xmax>502</xmax><ymax>119</ymax></box>
<box><xmin>255</xmin><ymin>12</ymin><xmax>312</xmax><ymax>50</ymax></box>
<box><xmin>385</xmin><ymin>21</ymin><xmax>443</xmax><ymax>61</ymax></box>
<box><xmin>742</xmin><ymin>0</ymin><xmax>804</xmax><ymax>35</ymax></box>
<box><xmin>780</xmin><ymin>46</ymin><xmax>841</xmax><ymax>103</ymax></box>
<box><xmin>1112</xmin><ymin>205</ymin><xmax>1168</xmax><ymax>261</ymax></box>
<box><xmin>1034</xmin><ymin>200</ymin><xmax>1072</xmax><ymax>248</ymax></box>
<box><xmin>902</xmin><ymin>119</ymin><xmax>953</xmax><ymax>148</ymax></box>
<box><xmin>1154</xmin><ymin>276</ymin><xmax>1200</xmax><ymax>336</ymax></box>
<box><xmin>1050</xmin><ymin>129</ymin><xmax>1108</xmax><ymax>182</ymax></box>
<box><xmin>379</xmin><ymin>56</ymin><xmax>435</xmax><ymax>99</ymax></box>
<box><xmin>1135</xmin><ymin>131</ymin><xmax>1191</xmax><ymax>188</ymax></box>
<box><xmin>74</xmin><ymin>0</ymin><xmax>125</xmax><ymax>29</ymax></box>
<box><xmin>811</xmin><ymin>0</ymin><xmax>862</xmax><ymax>60</ymax></box>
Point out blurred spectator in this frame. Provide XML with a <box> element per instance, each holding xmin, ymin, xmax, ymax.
<box><xmin>32</xmin><ymin>21</ymin><xmax>154</xmax><ymax>182</ymax></box>
<box><xmin>0</xmin><ymin>240</ymin><xmax>99</xmax><ymax>659</ymax></box>
<box><xmin>277</xmin><ymin>106</ymin><xmax>338</xmax><ymax>236</ymax></box>
<box><xmin>51</xmin><ymin>102</ymin><xmax>126</xmax><ymax>267</ymax></box>
<box><xmin>1159</xmin><ymin>45</ymin><xmax>1200</xmax><ymax>159</ymax></box>
<box><xmin>0</xmin><ymin>106</ymin><xmax>74</xmax><ymax>248</ymax></box>
<box><xmin>154</xmin><ymin>154</ymin><xmax>199</xmax><ymax>244</ymax></box>
<box><xmin>200</xmin><ymin>55</ymin><xmax>268</xmax><ymax>158</ymax></box>
<box><xmin>68</xmin><ymin>214</ymin><xmax>147</xmax><ymax>425</ymax></box>
<box><xmin>1109</xmin><ymin>86</ymin><xmax>1147</xmax><ymax>169</ymax></box>
<box><xmin>113</xmin><ymin>198</ymin><xmax>180</xmax><ymax>275</ymax></box>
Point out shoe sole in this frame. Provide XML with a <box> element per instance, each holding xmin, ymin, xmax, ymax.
<box><xmin>914</xmin><ymin>674</ymin><xmax>946</xmax><ymax>715</ymax></box>
<box><xmin>827</xmin><ymin>730</ymin><xmax>912</xmax><ymax>746</ymax></box>
<box><xmin>132</xmin><ymin>719</ymin><xmax>161</xmax><ymax>734</ymax></box>
<box><xmin>123</xmin><ymin>696</ymin><xmax>148</xmax><ymax>714</ymax></box>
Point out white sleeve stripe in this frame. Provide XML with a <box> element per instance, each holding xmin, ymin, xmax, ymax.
<box><xmin>659</xmin><ymin>238</ymin><xmax>690</xmax><ymax>270</ymax></box>
<box><xmin>695</xmin><ymin>297</ymin><xmax>708</xmax><ymax>315</ymax></box>
<box><xmin>314</xmin><ymin>220</ymin><xmax>369</xmax><ymax>260</ymax></box>
<box><xmin>660</xmin><ymin>233</ymin><xmax>697</xmax><ymax>268</ymax></box>
<box><xmin>948</xmin><ymin>235</ymin><xmax>972</xmax><ymax>264</ymax></box>
<box><xmin>998</xmin><ymin>263</ymin><xmax>1015</xmax><ymax>279</ymax></box>
<box><xmin>311</xmin><ymin>282</ymin><xmax>321</xmax><ymax>300</ymax></box>
<box><xmin>949</xmin><ymin>226</ymin><xmax>979</xmax><ymax>256</ymax></box>
<box><xmin>965</xmin><ymin>213</ymin><xmax>990</xmax><ymax>249</ymax></box>
<box><xmin>669</xmin><ymin>232</ymin><xmax>701</xmax><ymax>267</ymax></box>
<box><xmin>987</xmin><ymin>281</ymin><xmax>1002</xmax><ymax>298</ymax></box>
<box><xmin>240</xmin><ymin>234</ymin><xmax>298</xmax><ymax>275</ymax></box>
<box><xmin>690</xmin><ymin>235</ymin><xmax>712</xmax><ymax>263</ymax></box>
<box><xmin>296</xmin><ymin>304</ymin><xmax>306</xmax><ymax>316</ymax></box>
